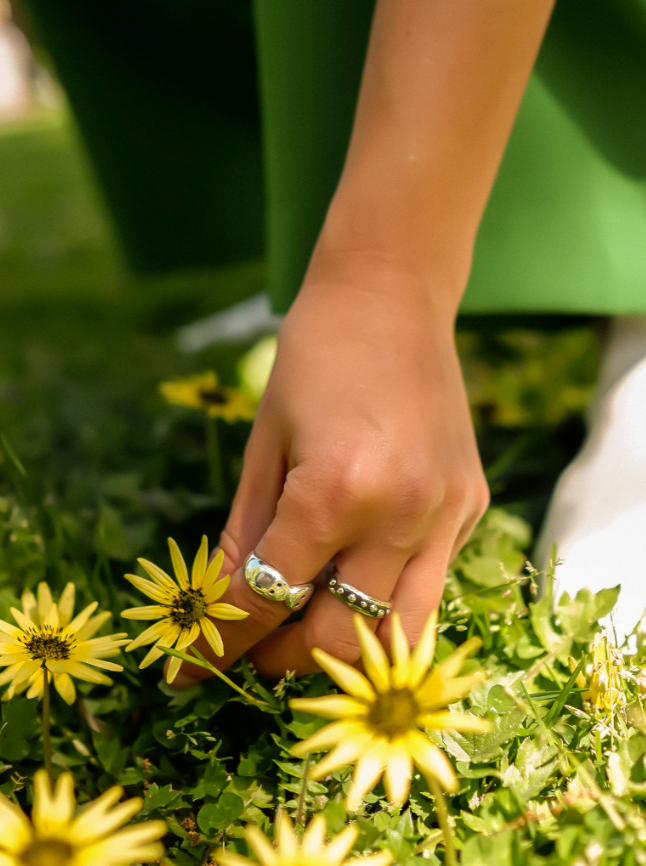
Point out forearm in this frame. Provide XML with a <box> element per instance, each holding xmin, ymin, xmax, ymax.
<box><xmin>311</xmin><ymin>0</ymin><xmax>556</xmax><ymax>315</ymax></box>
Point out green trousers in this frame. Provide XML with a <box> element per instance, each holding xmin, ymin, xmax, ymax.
<box><xmin>22</xmin><ymin>0</ymin><xmax>646</xmax><ymax>315</ymax></box>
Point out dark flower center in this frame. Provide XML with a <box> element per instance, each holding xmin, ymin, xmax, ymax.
<box><xmin>169</xmin><ymin>588</ymin><xmax>207</xmax><ymax>629</ymax></box>
<box><xmin>22</xmin><ymin>627</ymin><xmax>73</xmax><ymax>661</ymax></box>
<box><xmin>198</xmin><ymin>388</ymin><xmax>228</xmax><ymax>406</ymax></box>
<box><xmin>20</xmin><ymin>839</ymin><xmax>74</xmax><ymax>866</ymax></box>
<box><xmin>367</xmin><ymin>688</ymin><xmax>420</xmax><ymax>739</ymax></box>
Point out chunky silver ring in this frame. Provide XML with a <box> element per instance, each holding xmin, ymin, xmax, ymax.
<box><xmin>327</xmin><ymin>569</ymin><xmax>391</xmax><ymax>618</ymax></box>
<box><xmin>244</xmin><ymin>553</ymin><xmax>314</xmax><ymax>611</ymax></box>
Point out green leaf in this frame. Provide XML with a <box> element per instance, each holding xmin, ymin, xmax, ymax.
<box><xmin>444</xmin><ymin>706</ymin><xmax>525</xmax><ymax>763</ymax></box>
<box><xmin>462</xmin><ymin>829</ymin><xmax>514</xmax><ymax>866</ymax></box>
<box><xmin>0</xmin><ymin>697</ymin><xmax>39</xmax><ymax>761</ymax></box>
<box><xmin>197</xmin><ymin>792</ymin><xmax>245</xmax><ymax>834</ymax></box>
<box><xmin>556</xmin><ymin>586</ymin><xmax>620</xmax><ymax>643</ymax></box>
<box><xmin>141</xmin><ymin>783</ymin><xmax>183</xmax><ymax>814</ymax></box>
<box><xmin>501</xmin><ymin>736</ymin><xmax>558</xmax><ymax>800</ymax></box>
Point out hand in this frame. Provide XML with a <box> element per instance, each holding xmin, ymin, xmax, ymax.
<box><xmin>170</xmin><ymin>253</ymin><xmax>489</xmax><ymax>685</ymax></box>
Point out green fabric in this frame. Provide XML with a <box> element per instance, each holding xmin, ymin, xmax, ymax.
<box><xmin>21</xmin><ymin>0</ymin><xmax>264</xmax><ymax>273</ymax></box>
<box><xmin>254</xmin><ymin>0</ymin><xmax>646</xmax><ymax>314</ymax></box>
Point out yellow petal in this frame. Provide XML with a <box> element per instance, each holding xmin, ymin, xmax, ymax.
<box><xmin>121</xmin><ymin>605</ymin><xmax>168</xmax><ymax>621</ymax></box>
<box><xmin>354</xmin><ymin>614</ymin><xmax>390</xmax><ymax>694</ymax></box>
<box><xmin>203</xmin><ymin>548</ymin><xmax>225</xmax><ymax>591</ymax></box>
<box><xmin>309</xmin><ymin>734</ymin><xmax>372</xmax><ymax>781</ymax></box>
<box><xmin>322</xmin><ymin>824</ymin><xmax>359</xmax><ymax>863</ymax></box>
<box><xmin>124</xmin><ymin>574</ymin><xmax>169</xmax><ymax>604</ymax></box>
<box><xmin>201</xmin><ymin>617</ymin><xmax>224</xmax><ymax>657</ymax></box>
<box><xmin>70</xmin><ymin>787</ymin><xmax>138</xmax><ymax>844</ymax></box>
<box><xmin>81</xmin><ymin>658</ymin><xmax>124</xmax><ymax>673</ymax></box>
<box><xmin>289</xmin><ymin>694</ymin><xmax>368</xmax><ymax>720</ymax></box>
<box><xmin>57</xmin><ymin>583</ymin><xmax>76</xmax><ymax>627</ymax></box>
<box><xmin>291</xmin><ymin>720</ymin><xmax>368</xmax><ymax>758</ymax></box>
<box><xmin>137</xmin><ymin>556</ymin><xmax>178</xmax><ymax>594</ymax></box>
<box><xmin>126</xmin><ymin>620</ymin><xmax>174</xmax><ymax>652</ymax></box>
<box><xmin>215</xmin><ymin>853</ymin><xmax>255</xmax><ymax>866</ymax></box>
<box><xmin>175</xmin><ymin>622</ymin><xmax>200</xmax><ymax>652</ymax></box>
<box><xmin>206</xmin><ymin>602</ymin><xmax>248</xmax><ymax>621</ymax></box>
<box><xmin>346</xmin><ymin>738</ymin><xmax>389</xmax><ymax>811</ymax></box>
<box><xmin>10</xmin><ymin>608</ymin><xmax>34</xmax><ymax>633</ymax></box>
<box><xmin>390</xmin><ymin>613</ymin><xmax>411</xmax><ymax>689</ymax></box>
<box><xmin>192</xmin><ymin>536</ymin><xmax>209</xmax><ymax>590</ymax></box>
<box><xmin>76</xmin><ymin>611</ymin><xmax>112</xmax><ymax>641</ymax></box>
<box><xmin>64</xmin><ymin>602</ymin><xmax>99</xmax><ymax>636</ymax></box>
<box><xmin>0</xmin><ymin>791</ymin><xmax>32</xmax><ymax>853</ymax></box>
<box><xmin>409</xmin><ymin>610</ymin><xmax>437</xmax><ymax>689</ymax></box>
<box><xmin>407</xmin><ymin>730</ymin><xmax>458</xmax><ymax>793</ymax></box>
<box><xmin>276</xmin><ymin>813</ymin><xmax>298</xmax><ymax>859</ymax></box>
<box><xmin>244</xmin><ymin>824</ymin><xmax>277</xmax><ymax>866</ymax></box>
<box><xmin>301</xmin><ymin>814</ymin><xmax>327</xmax><ymax>855</ymax></box>
<box><xmin>166</xmin><ymin>655</ymin><xmax>183</xmax><ymax>684</ymax></box>
<box><xmin>53</xmin><ymin>672</ymin><xmax>76</xmax><ymax>705</ymax></box>
<box><xmin>434</xmin><ymin>637</ymin><xmax>482</xmax><ymax>680</ymax></box>
<box><xmin>21</xmin><ymin>589</ymin><xmax>38</xmax><ymax>625</ymax></box>
<box><xmin>139</xmin><ymin>643</ymin><xmax>168</xmax><ymax>669</ymax></box>
<box><xmin>32</xmin><ymin>770</ymin><xmax>75</xmax><ymax>836</ymax></box>
<box><xmin>75</xmin><ymin>821</ymin><xmax>166</xmax><ymax>866</ymax></box>
<box><xmin>167</xmin><ymin>537</ymin><xmax>189</xmax><ymax>590</ymax></box>
<box><xmin>37</xmin><ymin>583</ymin><xmax>54</xmax><ymax>625</ymax></box>
<box><xmin>383</xmin><ymin>738</ymin><xmax>413</xmax><ymax>806</ymax></box>
<box><xmin>0</xmin><ymin>620</ymin><xmax>24</xmax><ymax>640</ymax></box>
<box><xmin>12</xmin><ymin>659</ymin><xmax>41</xmax><ymax>686</ymax></box>
<box><xmin>49</xmin><ymin>661</ymin><xmax>112</xmax><ymax>686</ymax></box>
<box><xmin>417</xmin><ymin>669</ymin><xmax>486</xmax><ymax>710</ymax></box>
<box><xmin>418</xmin><ymin>710</ymin><xmax>492</xmax><ymax>734</ymax></box>
<box><xmin>311</xmin><ymin>648</ymin><xmax>376</xmax><ymax>702</ymax></box>
<box><xmin>204</xmin><ymin>573</ymin><xmax>230</xmax><ymax>604</ymax></box>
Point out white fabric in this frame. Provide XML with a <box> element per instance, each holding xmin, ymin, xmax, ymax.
<box><xmin>535</xmin><ymin>316</ymin><xmax>646</xmax><ymax>642</ymax></box>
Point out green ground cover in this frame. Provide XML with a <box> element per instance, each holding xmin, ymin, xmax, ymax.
<box><xmin>3</xmin><ymin>110</ymin><xmax>639</xmax><ymax>866</ymax></box>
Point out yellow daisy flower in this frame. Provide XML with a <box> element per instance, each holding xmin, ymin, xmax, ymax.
<box><xmin>0</xmin><ymin>768</ymin><xmax>166</xmax><ymax>866</ymax></box>
<box><xmin>122</xmin><ymin>536</ymin><xmax>248</xmax><ymax>683</ymax></box>
<box><xmin>159</xmin><ymin>371</ymin><xmax>256</xmax><ymax>422</ymax></box>
<box><xmin>215</xmin><ymin>813</ymin><xmax>392</xmax><ymax>866</ymax></box>
<box><xmin>290</xmin><ymin>611</ymin><xmax>491</xmax><ymax>811</ymax></box>
<box><xmin>0</xmin><ymin>582</ymin><xmax>129</xmax><ymax>706</ymax></box>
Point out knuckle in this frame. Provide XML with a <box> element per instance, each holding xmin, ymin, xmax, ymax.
<box><xmin>217</xmin><ymin>527</ymin><xmax>245</xmax><ymax>573</ymax></box>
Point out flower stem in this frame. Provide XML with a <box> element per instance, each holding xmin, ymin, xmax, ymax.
<box><xmin>161</xmin><ymin>647</ymin><xmax>270</xmax><ymax>708</ymax></box>
<box><xmin>205</xmin><ymin>416</ymin><xmax>225</xmax><ymax>503</ymax></box>
<box><xmin>296</xmin><ymin>754</ymin><xmax>310</xmax><ymax>827</ymax></box>
<box><xmin>429</xmin><ymin>776</ymin><xmax>457</xmax><ymax>866</ymax></box>
<box><xmin>42</xmin><ymin>665</ymin><xmax>54</xmax><ymax>787</ymax></box>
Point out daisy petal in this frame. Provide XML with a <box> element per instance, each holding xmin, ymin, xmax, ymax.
<box><xmin>245</xmin><ymin>824</ymin><xmax>278</xmax><ymax>866</ymax></box>
<box><xmin>346</xmin><ymin>738</ymin><xmax>389</xmax><ymax>811</ymax></box>
<box><xmin>205</xmin><ymin>602</ymin><xmax>248</xmax><ymax>621</ymax></box>
<box><xmin>383</xmin><ymin>738</ymin><xmax>413</xmax><ymax>806</ymax></box>
<box><xmin>20</xmin><ymin>589</ymin><xmax>37</xmax><ymax>625</ymax></box>
<box><xmin>175</xmin><ymin>622</ymin><xmax>200</xmax><ymax>652</ymax></box>
<box><xmin>53</xmin><ymin>672</ymin><xmax>76</xmax><ymax>705</ymax></box>
<box><xmin>9</xmin><ymin>607</ymin><xmax>34</xmax><ymax>633</ymax></box>
<box><xmin>37</xmin><ymin>583</ymin><xmax>54</xmax><ymax>624</ymax></box>
<box><xmin>124</xmin><ymin>574</ymin><xmax>169</xmax><ymax>604</ymax></box>
<box><xmin>64</xmin><ymin>602</ymin><xmax>99</xmax><ymax>636</ymax></box>
<box><xmin>418</xmin><ymin>710</ymin><xmax>492</xmax><ymax>734</ymax></box>
<box><xmin>203</xmin><ymin>548</ymin><xmax>225</xmax><ymax>591</ymax></box>
<box><xmin>138</xmin><ymin>556</ymin><xmax>178</xmax><ymax>593</ymax></box>
<box><xmin>434</xmin><ymin>637</ymin><xmax>483</xmax><ymax>680</ymax></box>
<box><xmin>277</xmin><ymin>814</ymin><xmax>298</xmax><ymax>859</ymax></box>
<box><xmin>321</xmin><ymin>824</ymin><xmax>359</xmax><ymax>863</ymax></box>
<box><xmin>49</xmin><ymin>661</ymin><xmax>112</xmax><ymax>686</ymax></box>
<box><xmin>168</xmin><ymin>537</ymin><xmax>189</xmax><ymax>590</ymax></box>
<box><xmin>120</xmin><ymin>605</ymin><xmax>168</xmax><ymax>621</ymax></box>
<box><xmin>204</xmin><ymin>573</ymin><xmax>230</xmax><ymax>604</ymax></box>
<box><xmin>354</xmin><ymin>614</ymin><xmax>390</xmax><ymax>694</ymax></box>
<box><xmin>289</xmin><ymin>694</ymin><xmax>368</xmax><ymax>720</ymax></box>
<box><xmin>418</xmin><ymin>670</ymin><xmax>487</xmax><ymax>709</ymax></box>
<box><xmin>166</xmin><ymin>655</ymin><xmax>183</xmax><ymax>684</ymax></box>
<box><xmin>216</xmin><ymin>853</ymin><xmax>256</xmax><ymax>866</ymax></box>
<box><xmin>407</xmin><ymin>730</ymin><xmax>458</xmax><ymax>793</ymax></box>
<box><xmin>57</xmin><ymin>583</ymin><xmax>76</xmax><ymax>627</ymax></box>
<box><xmin>126</xmin><ymin>620</ymin><xmax>173</xmax><ymax>652</ymax></box>
<box><xmin>390</xmin><ymin>613</ymin><xmax>411</xmax><ymax>689</ymax></box>
<box><xmin>409</xmin><ymin>610</ymin><xmax>437</xmax><ymax>688</ymax></box>
<box><xmin>201</xmin><ymin>617</ymin><xmax>224</xmax><ymax>657</ymax></box>
<box><xmin>291</xmin><ymin>720</ymin><xmax>368</xmax><ymax>758</ymax></box>
<box><xmin>311</xmin><ymin>648</ymin><xmax>375</xmax><ymax>702</ymax></box>
<box><xmin>309</xmin><ymin>733</ymin><xmax>372</xmax><ymax>781</ymax></box>
<box><xmin>301</xmin><ymin>814</ymin><xmax>327</xmax><ymax>857</ymax></box>
<box><xmin>76</xmin><ymin>611</ymin><xmax>112</xmax><ymax>641</ymax></box>
<box><xmin>33</xmin><ymin>769</ymin><xmax>75</xmax><ymax>835</ymax></box>
<box><xmin>139</xmin><ymin>643</ymin><xmax>168</xmax><ymax>669</ymax></box>
<box><xmin>0</xmin><ymin>792</ymin><xmax>32</xmax><ymax>853</ymax></box>
<box><xmin>348</xmin><ymin>852</ymin><xmax>394</xmax><ymax>866</ymax></box>
<box><xmin>0</xmin><ymin>620</ymin><xmax>23</xmax><ymax>639</ymax></box>
<box><xmin>192</xmin><ymin>535</ymin><xmax>209</xmax><ymax>590</ymax></box>
<box><xmin>70</xmin><ymin>789</ymin><xmax>140</xmax><ymax>844</ymax></box>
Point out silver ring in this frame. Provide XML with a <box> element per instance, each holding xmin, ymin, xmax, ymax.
<box><xmin>327</xmin><ymin>570</ymin><xmax>391</xmax><ymax>618</ymax></box>
<box><xmin>244</xmin><ymin>553</ymin><xmax>314</xmax><ymax>611</ymax></box>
